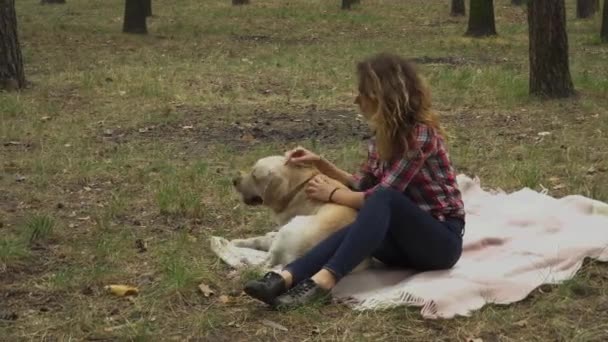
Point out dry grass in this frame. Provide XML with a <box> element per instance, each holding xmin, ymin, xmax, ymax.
<box><xmin>1</xmin><ymin>0</ymin><xmax>608</xmax><ymax>340</ymax></box>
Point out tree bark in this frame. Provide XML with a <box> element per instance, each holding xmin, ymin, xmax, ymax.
<box><xmin>0</xmin><ymin>0</ymin><xmax>25</xmax><ymax>90</ymax></box>
<box><xmin>232</xmin><ymin>0</ymin><xmax>250</xmax><ymax>5</ymax></box>
<box><xmin>123</xmin><ymin>0</ymin><xmax>147</xmax><ymax>34</ymax></box>
<box><xmin>602</xmin><ymin>0</ymin><xmax>608</xmax><ymax>42</ymax></box>
<box><xmin>143</xmin><ymin>0</ymin><xmax>151</xmax><ymax>17</ymax></box>
<box><xmin>511</xmin><ymin>0</ymin><xmax>525</xmax><ymax>5</ymax></box>
<box><xmin>528</xmin><ymin>0</ymin><xmax>574</xmax><ymax>98</ymax></box>
<box><xmin>465</xmin><ymin>0</ymin><xmax>497</xmax><ymax>37</ymax></box>
<box><xmin>342</xmin><ymin>0</ymin><xmax>360</xmax><ymax>10</ymax></box>
<box><xmin>577</xmin><ymin>0</ymin><xmax>597</xmax><ymax>18</ymax></box>
<box><xmin>451</xmin><ymin>0</ymin><xmax>465</xmax><ymax>16</ymax></box>
<box><xmin>41</xmin><ymin>0</ymin><xmax>65</xmax><ymax>4</ymax></box>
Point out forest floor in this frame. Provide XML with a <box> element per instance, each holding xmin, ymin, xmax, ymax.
<box><xmin>2</xmin><ymin>0</ymin><xmax>608</xmax><ymax>340</ymax></box>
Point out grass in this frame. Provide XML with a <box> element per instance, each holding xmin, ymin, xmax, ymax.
<box><xmin>1</xmin><ymin>0</ymin><xmax>607</xmax><ymax>340</ymax></box>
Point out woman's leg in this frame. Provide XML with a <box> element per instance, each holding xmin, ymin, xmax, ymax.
<box><xmin>243</xmin><ymin>225</ymin><xmax>350</xmax><ymax>305</ymax></box>
<box><xmin>282</xmin><ymin>225</ymin><xmax>351</xmax><ymax>285</ymax></box>
<box><xmin>323</xmin><ymin>187</ymin><xmax>463</xmax><ymax>276</ymax></box>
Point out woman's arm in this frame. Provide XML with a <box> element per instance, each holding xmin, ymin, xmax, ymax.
<box><xmin>329</xmin><ymin>188</ymin><xmax>365</xmax><ymax>210</ymax></box>
<box><xmin>315</xmin><ymin>157</ymin><xmax>357</xmax><ymax>188</ymax></box>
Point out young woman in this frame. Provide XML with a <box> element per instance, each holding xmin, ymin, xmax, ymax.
<box><xmin>244</xmin><ymin>52</ymin><xmax>466</xmax><ymax>309</ymax></box>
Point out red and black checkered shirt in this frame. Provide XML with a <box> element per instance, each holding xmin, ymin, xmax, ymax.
<box><xmin>352</xmin><ymin>123</ymin><xmax>465</xmax><ymax>222</ymax></box>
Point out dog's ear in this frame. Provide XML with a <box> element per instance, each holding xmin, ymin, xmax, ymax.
<box><xmin>261</xmin><ymin>170</ymin><xmax>289</xmax><ymax>206</ymax></box>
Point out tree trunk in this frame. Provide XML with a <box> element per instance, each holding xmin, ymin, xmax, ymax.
<box><xmin>143</xmin><ymin>0</ymin><xmax>151</xmax><ymax>17</ymax></box>
<box><xmin>123</xmin><ymin>0</ymin><xmax>147</xmax><ymax>34</ymax></box>
<box><xmin>41</xmin><ymin>0</ymin><xmax>65</xmax><ymax>4</ymax></box>
<box><xmin>0</xmin><ymin>0</ymin><xmax>25</xmax><ymax>90</ymax></box>
<box><xmin>465</xmin><ymin>0</ymin><xmax>497</xmax><ymax>37</ymax></box>
<box><xmin>511</xmin><ymin>0</ymin><xmax>525</xmax><ymax>5</ymax></box>
<box><xmin>602</xmin><ymin>0</ymin><xmax>608</xmax><ymax>42</ymax></box>
<box><xmin>528</xmin><ymin>0</ymin><xmax>574</xmax><ymax>98</ymax></box>
<box><xmin>451</xmin><ymin>0</ymin><xmax>465</xmax><ymax>16</ymax></box>
<box><xmin>232</xmin><ymin>0</ymin><xmax>250</xmax><ymax>5</ymax></box>
<box><xmin>342</xmin><ymin>0</ymin><xmax>360</xmax><ymax>10</ymax></box>
<box><xmin>577</xmin><ymin>0</ymin><xmax>597</xmax><ymax>18</ymax></box>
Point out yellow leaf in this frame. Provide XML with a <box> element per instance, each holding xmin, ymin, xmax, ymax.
<box><xmin>105</xmin><ymin>285</ymin><xmax>139</xmax><ymax>297</ymax></box>
<box><xmin>198</xmin><ymin>283</ymin><xmax>214</xmax><ymax>297</ymax></box>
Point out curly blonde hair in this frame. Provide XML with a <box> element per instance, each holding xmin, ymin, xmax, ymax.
<box><xmin>356</xmin><ymin>53</ymin><xmax>444</xmax><ymax>162</ymax></box>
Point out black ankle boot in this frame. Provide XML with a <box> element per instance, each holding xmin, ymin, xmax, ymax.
<box><xmin>243</xmin><ymin>272</ymin><xmax>287</xmax><ymax>305</ymax></box>
<box><xmin>273</xmin><ymin>278</ymin><xmax>331</xmax><ymax>310</ymax></box>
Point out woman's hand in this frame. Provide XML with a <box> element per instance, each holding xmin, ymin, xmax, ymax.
<box><xmin>305</xmin><ymin>175</ymin><xmax>337</xmax><ymax>202</ymax></box>
<box><xmin>285</xmin><ymin>146</ymin><xmax>321</xmax><ymax>166</ymax></box>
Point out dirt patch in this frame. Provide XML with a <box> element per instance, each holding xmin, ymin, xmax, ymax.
<box><xmin>99</xmin><ymin>107</ymin><xmax>371</xmax><ymax>150</ymax></box>
<box><xmin>230</xmin><ymin>34</ymin><xmax>320</xmax><ymax>45</ymax></box>
<box><xmin>411</xmin><ymin>55</ymin><xmax>508</xmax><ymax>66</ymax></box>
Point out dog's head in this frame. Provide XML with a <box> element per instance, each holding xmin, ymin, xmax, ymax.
<box><xmin>232</xmin><ymin>156</ymin><xmax>317</xmax><ymax>211</ymax></box>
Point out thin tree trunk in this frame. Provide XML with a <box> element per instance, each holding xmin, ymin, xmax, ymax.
<box><xmin>528</xmin><ymin>0</ymin><xmax>574</xmax><ymax>98</ymax></box>
<box><xmin>232</xmin><ymin>0</ymin><xmax>249</xmax><ymax>5</ymax></box>
<box><xmin>465</xmin><ymin>0</ymin><xmax>497</xmax><ymax>37</ymax></box>
<box><xmin>342</xmin><ymin>0</ymin><xmax>359</xmax><ymax>10</ymax></box>
<box><xmin>123</xmin><ymin>0</ymin><xmax>147</xmax><ymax>34</ymax></box>
<box><xmin>602</xmin><ymin>0</ymin><xmax>608</xmax><ymax>42</ymax></box>
<box><xmin>143</xmin><ymin>0</ymin><xmax>151</xmax><ymax>17</ymax></box>
<box><xmin>451</xmin><ymin>0</ymin><xmax>465</xmax><ymax>16</ymax></box>
<box><xmin>41</xmin><ymin>0</ymin><xmax>65</xmax><ymax>4</ymax></box>
<box><xmin>577</xmin><ymin>0</ymin><xmax>597</xmax><ymax>18</ymax></box>
<box><xmin>0</xmin><ymin>0</ymin><xmax>25</xmax><ymax>90</ymax></box>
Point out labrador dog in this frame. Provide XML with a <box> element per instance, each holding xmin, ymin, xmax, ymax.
<box><xmin>232</xmin><ymin>155</ymin><xmax>370</xmax><ymax>271</ymax></box>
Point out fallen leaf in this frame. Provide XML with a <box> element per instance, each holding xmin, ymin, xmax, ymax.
<box><xmin>198</xmin><ymin>283</ymin><xmax>214</xmax><ymax>297</ymax></box>
<box><xmin>135</xmin><ymin>239</ymin><xmax>147</xmax><ymax>253</ymax></box>
<box><xmin>552</xmin><ymin>184</ymin><xmax>566</xmax><ymax>190</ymax></box>
<box><xmin>105</xmin><ymin>285</ymin><xmax>139</xmax><ymax>297</ymax></box>
<box><xmin>241</xmin><ymin>132</ymin><xmax>255</xmax><ymax>143</ymax></box>
<box><xmin>261</xmin><ymin>319</ymin><xmax>288</xmax><ymax>332</ymax></box>
<box><xmin>218</xmin><ymin>295</ymin><xmax>230</xmax><ymax>304</ymax></box>
<box><xmin>514</xmin><ymin>319</ymin><xmax>528</xmax><ymax>327</ymax></box>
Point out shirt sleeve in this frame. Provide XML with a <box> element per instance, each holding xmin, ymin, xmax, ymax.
<box><xmin>363</xmin><ymin>126</ymin><xmax>437</xmax><ymax>198</ymax></box>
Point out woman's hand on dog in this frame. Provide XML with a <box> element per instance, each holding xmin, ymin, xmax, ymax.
<box><xmin>285</xmin><ymin>146</ymin><xmax>321</xmax><ymax>166</ymax></box>
<box><xmin>306</xmin><ymin>175</ymin><xmax>337</xmax><ymax>202</ymax></box>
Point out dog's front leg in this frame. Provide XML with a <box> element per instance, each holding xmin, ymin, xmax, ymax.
<box><xmin>231</xmin><ymin>231</ymin><xmax>277</xmax><ymax>251</ymax></box>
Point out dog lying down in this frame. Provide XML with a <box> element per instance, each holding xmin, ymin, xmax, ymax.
<box><xmin>232</xmin><ymin>155</ymin><xmax>371</xmax><ymax>271</ymax></box>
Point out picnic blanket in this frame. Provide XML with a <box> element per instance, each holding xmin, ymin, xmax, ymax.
<box><xmin>210</xmin><ymin>174</ymin><xmax>608</xmax><ymax>319</ymax></box>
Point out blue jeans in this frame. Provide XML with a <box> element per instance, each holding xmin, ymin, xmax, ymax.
<box><xmin>284</xmin><ymin>187</ymin><xmax>465</xmax><ymax>283</ymax></box>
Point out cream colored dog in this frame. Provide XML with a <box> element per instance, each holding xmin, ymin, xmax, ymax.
<box><xmin>232</xmin><ymin>155</ymin><xmax>369</xmax><ymax>270</ymax></box>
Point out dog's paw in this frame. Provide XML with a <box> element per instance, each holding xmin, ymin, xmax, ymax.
<box><xmin>231</xmin><ymin>238</ymin><xmax>249</xmax><ymax>247</ymax></box>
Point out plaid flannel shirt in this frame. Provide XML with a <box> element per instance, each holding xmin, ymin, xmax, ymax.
<box><xmin>352</xmin><ymin>124</ymin><xmax>465</xmax><ymax>222</ymax></box>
